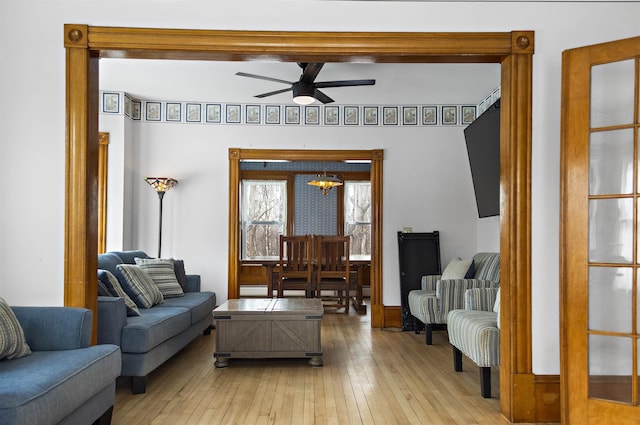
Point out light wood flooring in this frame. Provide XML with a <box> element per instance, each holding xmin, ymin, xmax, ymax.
<box><xmin>112</xmin><ymin>303</ymin><xmax>556</xmax><ymax>425</ymax></box>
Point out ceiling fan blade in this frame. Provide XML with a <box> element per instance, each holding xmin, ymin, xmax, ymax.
<box><xmin>315</xmin><ymin>79</ymin><xmax>376</xmax><ymax>88</ymax></box>
<box><xmin>300</xmin><ymin>63</ymin><xmax>324</xmax><ymax>84</ymax></box>
<box><xmin>254</xmin><ymin>87</ymin><xmax>293</xmax><ymax>98</ymax></box>
<box><xmin>313</xmin><ymin>90</ymin><xmax>334</xmax><ymax>104</ymax></box>
<box><xmin>235</xmin><ymin>72</ymin><xmax>293</xmax><ymax>85</ymax></box>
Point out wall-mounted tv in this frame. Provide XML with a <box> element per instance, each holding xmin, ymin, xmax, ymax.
<box><xmin>463</xmin><ymin>99</ymin><xmax>500</xmax><ymax>218</ymax></box>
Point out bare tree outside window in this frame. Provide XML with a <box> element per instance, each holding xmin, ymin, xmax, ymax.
<box><xmin>344</xmin><ymin>181</ymin><xmax>371</xmax><ymax>256</ymax></box>
<box><xmin>242</xmin><ymin>180</ymin><xmax>286</xmax><ymax>259</ymax></box>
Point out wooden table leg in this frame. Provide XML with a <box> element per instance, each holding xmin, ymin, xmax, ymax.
<box><xmin>350</xmin><ymin>264</ymin><xmax>367</xmax><ymax>314</ymax></box>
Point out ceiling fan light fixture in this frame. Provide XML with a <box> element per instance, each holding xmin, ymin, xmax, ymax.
<box><xmin>292</xmin><ymin>82</ymin><xmax>316</xmax><ymax>105</ymax></box>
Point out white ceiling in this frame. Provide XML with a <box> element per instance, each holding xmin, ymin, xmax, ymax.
<box><xmin>99</xmin><ymin>59</ymin><xmax>501</xmax><ymax>106</ymax></box>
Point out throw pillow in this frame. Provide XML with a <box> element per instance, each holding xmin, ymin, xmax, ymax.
<box><xmin>440</xmin><ymin>258</ymin><xmax>474</xmax><ymax>280</ymax></box>
<box><xmin>134</xmin><ymin>258</ymin><xmax>185</xmax><ymax>298</ymax></box>
<box><xmin>464</xmin><ymin>260</ymin><xmax>475</xmax><ymax>278</ymax></box>
<box><xmin>116</xmin><ymin>264</ymin><xmax>164</xmax><ymax>308</ymax></box>
<box><xmin>98</xmin><ymin>269</ymin><xmax>141</xmax><ymax>316</ymax></box>
<box><xmin>0</xmin><ymin>296</ymin><xmax>31</xmax><ymax>360</ymax></box>
<box><xmin>172</xmin><ymin>259</ymin><xmax>188</xmax><ymax>291</ymax></box>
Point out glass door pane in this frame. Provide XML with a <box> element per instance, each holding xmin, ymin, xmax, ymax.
<box><xmin>587</xmin><ymin>57</ymin><xmax>639</xmax><ymax>406</ymax></box>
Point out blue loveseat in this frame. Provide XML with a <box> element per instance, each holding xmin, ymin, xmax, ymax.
<box><xmin>97</xmin><ymin>250</ymin><xmax>216</xmax><ymax>394</ymax></box>
<box><xmin>0</xmin><ymin>306</ymin><xmax>121</xmax><ymax>425</ymax></box>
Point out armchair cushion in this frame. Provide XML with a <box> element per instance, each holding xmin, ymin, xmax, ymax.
<box><xmin>441</xmin><ymin>258</ymin><xmax>474</xmax><ymax>280</ymax></box>
<box><xmin>0</xmin><ymin>297</ymin><xmax>31</xmax><ymax>360</ymax></box>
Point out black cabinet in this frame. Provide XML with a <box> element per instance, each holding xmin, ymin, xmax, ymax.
<box><xmin>397</xmin><ymin>231</ymin><xmax>441</xmax><ymax>331</ymax></box>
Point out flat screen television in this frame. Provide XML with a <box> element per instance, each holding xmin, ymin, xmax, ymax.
<box><xmin>463</xmin><ymin>99</ymin><xmax>500</xmax><ymax>218</ymax></box>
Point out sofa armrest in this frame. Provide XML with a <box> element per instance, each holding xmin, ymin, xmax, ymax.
<box><xmin>185</xmin><ymin>274</ymin><xmax>201</xmax><ymax>292</ymax></box>
<box><xmin>97</xmin><ymin>296</ymin><xmax>127</xmax><ymax>346</ymax></box>
<box><xmin>11</xmin><ymin>306</ymin><xmax>92</xmax><ymax>350</ymax></box>
<box><xmin>464</xmin><ymin>287</ymin><xmax>499</xmax><ymax>311</ymax></box>
<box><xmin>420</xmin><ymin>274</ymin><xmax>441</xmax><ymax>291</ymax></box>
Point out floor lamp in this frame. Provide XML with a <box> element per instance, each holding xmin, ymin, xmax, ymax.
<box><xmin>144</xmin><ymin>177</ymin><xmax>178</xmax><ymax>258</ymax></box>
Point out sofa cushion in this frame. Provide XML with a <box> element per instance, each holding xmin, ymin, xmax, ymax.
<box><xmin>134</xmin><ymin>258</ymin><xmax>185</xmax><ymax>298</ymax></box>
<box><xmin>172</xmin><ymin>259</ymin><xmax>189</xmax><ymax>291</ymax></box>
<box><xmin>0</xmin><ymin>345</ymin><xmax>120</xmax><ymax>425</ymax></box>
<box><xmin>120</xmin><ymin>307</ymin><xmax>191</xmax><ymax>353</ymax></box>
<box><xmin>98</xmin><ymin>270</ymin><xmax>140</xmax><ymax>316</ymax></box>
<box><xmin>158</xmin><ymin>292</ymin><xmax>216</xmax><ymax>326</ymax></box>
<box><xmin>117</xmin><ymin>264</ymin><xmax>164</xmax><ymax>309</ymax></box>
<box><xmin>97</xmin><ymin>252</ymin><xmax>125</xmax><ymax>279</ymax></box>
<box><xmin>111</xmin><ymin>250</ymin><xmax>151</xmax><ymax>264</ymax></box>
<box><xmin>0</xmin><ymin>297</ymin><xmax>31</xmax><ymax>360</ymax></box>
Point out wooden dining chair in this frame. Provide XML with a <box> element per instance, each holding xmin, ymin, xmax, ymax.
<box><xmin>315</xmin><ymin>235</ymin><xmax>350</xmax><ymax>313</ymax></box>
<box><xmin>278</xmin><ymin>235</ymin><xmax>314</xmax><ymax>298</ymax></box>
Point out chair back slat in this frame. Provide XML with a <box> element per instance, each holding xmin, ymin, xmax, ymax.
<box><xmin>277</xmin><ymin>235</ymin><xmax>313</xmax><ymax>297</ymax></box>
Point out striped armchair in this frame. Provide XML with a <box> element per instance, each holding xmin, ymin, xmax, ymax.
<box><xmin>447</xmin><ymin>287</ymin><xmax>500</xmax><ymax>398</ymax></box>
<box><xmin>407</xmin><ymin>252</ymin><xmax>500</xmax><ymax>344</ymax></box>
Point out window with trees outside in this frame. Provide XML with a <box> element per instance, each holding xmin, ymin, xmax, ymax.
<box><xmin>344</xmin><ymin>180</ymin><xmax>371</xmax><ymax>257</ymax></box>
<box><xmin>241</xmin><ymin>180</ymin><xmax>287</xmax><ymax>259</ymax></box>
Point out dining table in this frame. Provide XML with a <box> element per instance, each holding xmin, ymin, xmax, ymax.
<box><xmin>262</xmin><ymin>255</ymin><xmax>370</xmax><ymax>314</ymax></box>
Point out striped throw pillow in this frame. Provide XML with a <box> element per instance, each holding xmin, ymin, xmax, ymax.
<box><xmin>0</xmin><ymin>296</ymin><xmax>31</xmax><ymax>360</ymax></box>
<box><xmin>98</xmin><ymin>269</ymin><xmax>141</xmax><ymax>316</ymax></box>
<box><xmin>116</xmin><ymin>264</ymin><xmax>165</xmax><ymax>308</ymax></box>
<box><xmin>134</xmin><ymin>258</ymin><xmax>185</xmax><ymax>298</ymax></box>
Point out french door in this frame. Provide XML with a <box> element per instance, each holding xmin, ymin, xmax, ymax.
<box><xmin>561</xmin><ymin>35</ymin><xmax>640</xmax><ymax>423</ymax></box>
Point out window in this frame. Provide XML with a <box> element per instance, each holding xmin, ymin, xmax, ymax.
<box><xmin>241</xmin><ymin>180</ymin><xmax>287</xmax><ymax>259</ymax></box>
<box><xmin>344</xmin><ymin>181</ymin><xmax>371</xmax><ymax>256</ymax></box>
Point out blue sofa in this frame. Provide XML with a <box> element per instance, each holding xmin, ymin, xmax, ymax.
<box><xmin>0</xmin><ymin>306</ymin><xmax>121</xmax><ymax>425</ymax></box>
<box><xmin>97</xmin><ymin>250</ymin><xmax>216</xmax><ymax>394</ymax></box>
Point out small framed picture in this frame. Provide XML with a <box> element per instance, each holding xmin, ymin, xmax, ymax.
<box><xmin>166</xmin><ymin>103</ymin><xmax>181</xmax><ymax>122</ymax></box>
<box><xmin>422</xmin><ymin>106</ymin><xmax>437</xmax><ymax>125</ymax></box>
<box><xmin>245</xmin><ymin>105</ymin><xmax>261</xmax><ymax>124</ymax></box>
<box><xmin>124</xmin><ymin>95</ymin><xmax>131</xmax><ymax>117</ymax></box>
<box><xmin>305</xmin><ymin>105</ymin><xmax>320</xmax><ymax>125</ymax></box>
<box><xmin>403</xmin><ymin>106</ymin><xmax>418</xmax><ymax>125</ymax></box>
<box><xmin>344</xmin><ymin>106</ymin><xmax>359</xmax><ymax>125</ymax></box>
<box><xmin>461</xmin><ymin>106</ymin><xmax>476</xmax><ymax>125</ymax></box>
<box><xmin>186</xmin><ymin>103</ymin><xmax>201</xmax><ymax>123</ymax></box>
<box><xmin>146</xmin><ymin>102</ymin><xmax>161</xmax><ymax>121</ymax></box>
<box><xmin>383</xmin><ymin>106</ymin><xmax>398</xmax><ymax>125</ymax></box>
<box><xmin>226</xmin><ymin>104</ymin><xmax>241</xmax><ymax>123</ymax></box>
<box><xmin>324</xmin><ymin>106</ymin><xmax>339</xmax><ymax>125</ymax></box>
<box><xmin>103</xmin><ymin>92</ymin><xmax>119</xmax><ymax>113</ymax></box>
<box><xmin>265</xmin><ymin>105</ymin><xmax>280</xmax><ymax>124</ymax></box>
<box><xmin>442</xmin><ymin>106</ymin><xmax>458</xmax><ymax>125</ymax></box>
<box><xmin>205</xmin><ymin>104</ymin><xmax>221</xmax><ymax>123</ymax></box>
<box><xmin>364</xmin><ymin>107</ymin><xmax>378</xmax><ymax>125</ymax></box>
<box><xmin>285</xmin><ymin>106</ymin><xmax>300</xmax><ymax>124</ymax></box>
<box><xmin>132</xmin><ymin>101</ymin><xmax>141</xmax><ymax>120</ymax></box>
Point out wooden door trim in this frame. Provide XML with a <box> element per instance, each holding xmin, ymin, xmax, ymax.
<box><xmin>64</xmin><ymin>25</ymin><xmax>534</xmax><ymax>420</ymax></box>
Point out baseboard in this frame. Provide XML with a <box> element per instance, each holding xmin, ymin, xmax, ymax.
<box><xmin>534</xmin><ymin>374</ymin><xmax>561</xmax><ymax>423</ymax></box>
<box><xmin>383</xmin><ymin>305</ymin><xmax>402</xmax><ymax>328</ymax></box>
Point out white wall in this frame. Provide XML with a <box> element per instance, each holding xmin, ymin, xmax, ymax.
<box><xmin>101</xmin><ymin>118</ymin><xmax>481</xmax><ymax>305</ymax></box>
<box><xmin>1</xmin><ymin>0</ymin><xmax>639</xmax><ymax>377</ymax></box>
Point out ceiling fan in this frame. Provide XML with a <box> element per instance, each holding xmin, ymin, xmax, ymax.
<box><xmin>235</xmin><ymin>62</ymin><xmax>375</xmax><ymax>105</ymax></box>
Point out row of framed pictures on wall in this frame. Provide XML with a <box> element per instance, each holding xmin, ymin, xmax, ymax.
<box><xmin>100</xmin><ymin>88</ymin><xmax>501</xmax><ymax>127</ymax></box>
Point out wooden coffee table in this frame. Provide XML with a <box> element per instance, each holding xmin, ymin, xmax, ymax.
<box><xmin>213</xmin><ymin>298</ymin><xmax>323</xmax><ymax>368</ymax></box>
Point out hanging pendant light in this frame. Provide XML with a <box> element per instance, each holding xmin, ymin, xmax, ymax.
<box><xmin>308</xmin><ymin>171</ymin><xmax>343</xmax><ymax>195</ymax></box>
